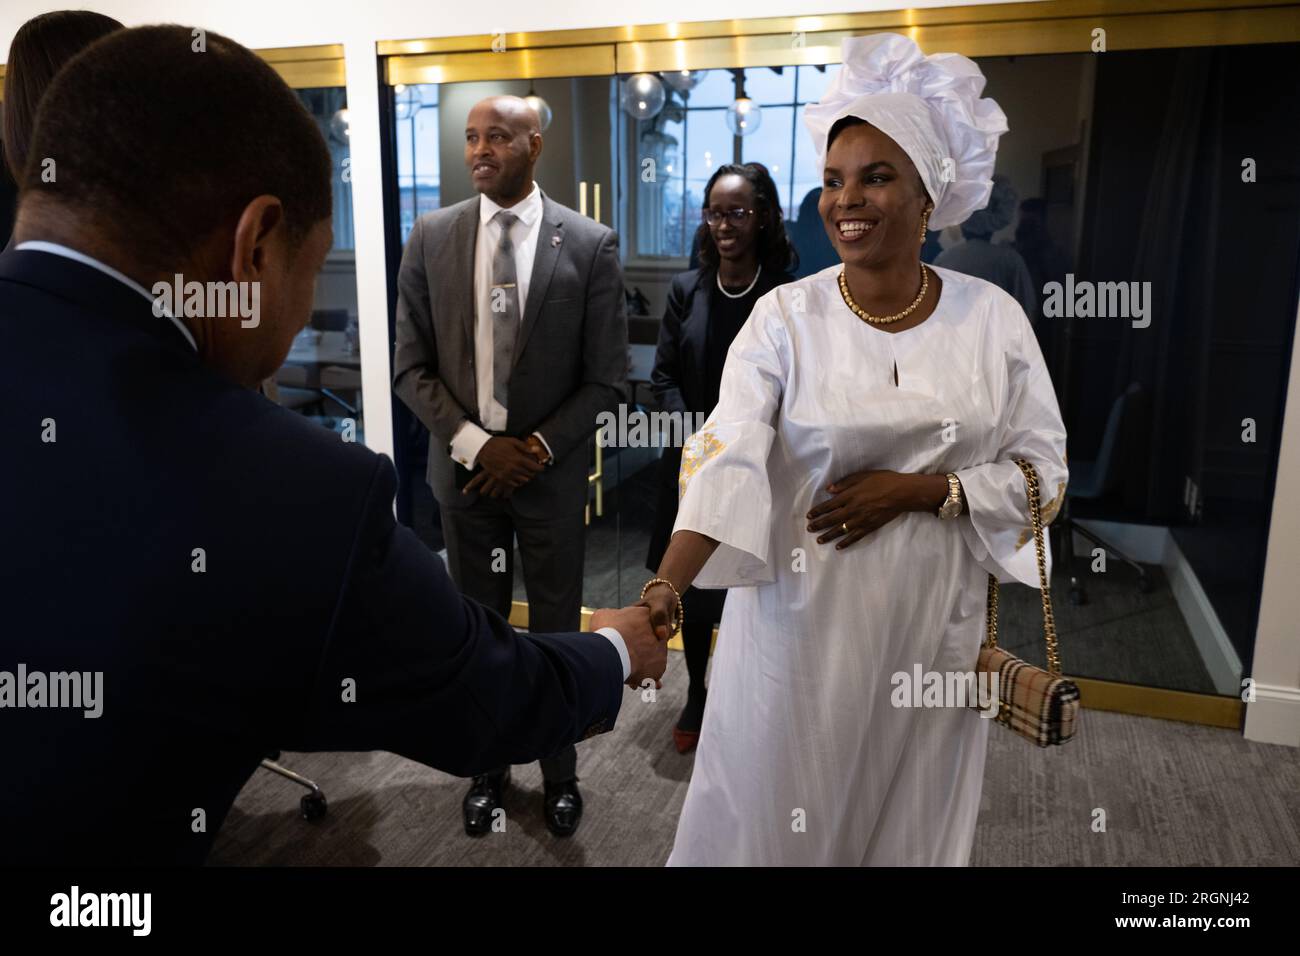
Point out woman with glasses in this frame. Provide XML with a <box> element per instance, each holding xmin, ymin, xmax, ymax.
<box><xmin>646</xmin><ymin>162</ymin><xmax>796</xmax><ymax>754</ymax></box>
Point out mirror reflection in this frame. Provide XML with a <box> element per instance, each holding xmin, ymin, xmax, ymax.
<box><xmin>268</xmin><ymin>86</ymin><xmax>362</xmax><ymax>441</ymax></box>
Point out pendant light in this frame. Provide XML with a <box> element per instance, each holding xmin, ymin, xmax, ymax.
<box><xmin>726</xmin><ymin>72</ymin><xmax>762</xmax><ymax>136</ymax></box>
<box><xmin>523</xmin><ymin>82</ymin><xmax>553</xmax><ymax>131</ymax></box>
<box><xmin>620</xmin><ymin>73</ymin><xmax>666</xmax><ymax>121</ymax></box>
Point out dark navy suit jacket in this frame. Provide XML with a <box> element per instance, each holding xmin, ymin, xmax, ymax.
<box><xmin>0</xmin><ymin>249</ymin><xmax>623</xmax><ymax>865</ymax></box>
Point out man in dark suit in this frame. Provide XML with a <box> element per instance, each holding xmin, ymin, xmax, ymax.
<box><xmin>393</xmin><ymin>95</ymin><xmax>628</xmax><ymax>838</ymax></box>
<box><xmin>0</xmin><ymin>26</ymin><xmax>665</xmax><ymax>867</ymax></box>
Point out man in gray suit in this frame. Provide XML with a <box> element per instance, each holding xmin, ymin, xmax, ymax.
<box><xmin>394</xmin><ymin>95</ymin><xmax>628</xmax><ymax>838</ymax></box>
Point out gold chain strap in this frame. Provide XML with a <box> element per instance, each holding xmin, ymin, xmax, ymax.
<box><xmin>982</xmin><ymin>458</ymin><xmax>1062</xmax><ymax>677</ymax></box>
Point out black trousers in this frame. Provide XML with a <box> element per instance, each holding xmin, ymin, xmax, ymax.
<box><xmin>440</xmin><ymin>494</ymin><xmax>586</xmax><ymax>782</ymax></box>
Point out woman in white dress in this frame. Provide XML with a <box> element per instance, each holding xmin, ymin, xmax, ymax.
<box><xmin>640</xmin><ymin>34</ymin><xmax>1069</xmax><ymax>866</ymax></box>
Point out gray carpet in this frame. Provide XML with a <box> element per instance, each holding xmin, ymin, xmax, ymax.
<box><xmin>208</xmin><ymin>647</ymin><xmax>1300</xmax><ymax>867</ymax></box>
<box><xmin>228</xmin><ymin>460</ymin><xmax>1274</xmax><ymax>866</ymax></box>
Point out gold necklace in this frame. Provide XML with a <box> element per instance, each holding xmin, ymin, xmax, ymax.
<box><xmin>837</xmin><ymin>265</ymin><xmax>930</xmax><ymax>325</ymax></box>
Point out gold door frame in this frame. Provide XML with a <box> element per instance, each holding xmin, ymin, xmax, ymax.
<box><xmin>412</xmin><ymin>0</ymin><xmax>1296</xmax><ymax>729</ymax></box>
<box><xmin>382</xmin><ymin>0</ymin><xmax>1300</xmax><ymax>83</ymax></box>
<box><xmin>256</xmin><ymin>44</ymin><xmax>346</xmax><ymax>88</ymax></box>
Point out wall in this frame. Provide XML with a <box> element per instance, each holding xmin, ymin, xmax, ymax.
<box><xmin>1246</xmin><ymin>294</ymin><xmax>1300</xmax><ymax>745</ymax></box>
<box><xmin>968</xmin><ymin>53</ymin><xmax>1088</xmax><ymax>242</ymax></box>
<box><xmin>314</xmin><ymin>253</ymin><xmax>359</xmax><ymax>318</ymax></box>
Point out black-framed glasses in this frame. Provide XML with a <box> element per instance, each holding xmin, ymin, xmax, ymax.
<box><xmin>701</xmin><ymin>207</ymin><xmax>756</xmax><ymax>226</ymax></box>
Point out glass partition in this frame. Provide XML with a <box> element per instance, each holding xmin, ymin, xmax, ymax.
<box><xmin>387</xmin><ymin>74</ymin><xmax>625</xmax><ymax>617</ymax></box>
<box><xmin>267</xmin><ymin>85</ymin><xmax>363</xmax><ymax>443</ymax></box>
<box><xmin>380</xmin><ymin>27</ymin><xmax>1300</xmax><ymax>718</ymax></box>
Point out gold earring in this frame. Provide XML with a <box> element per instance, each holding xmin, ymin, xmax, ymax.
<box><xmin>919</xmin><ymin>206</ymin><xmax>931</xmax><ymax>242</ymax></box>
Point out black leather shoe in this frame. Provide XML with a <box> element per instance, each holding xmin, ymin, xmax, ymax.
<box><xmin>543</xmin><ymin>778</ymin><xmax>584</xmax><ymax>837</ymax></box>
<box><xmin>462</xmin><ymin>768</ymin><xmax>510</xmax><ymax>836</ymax></box>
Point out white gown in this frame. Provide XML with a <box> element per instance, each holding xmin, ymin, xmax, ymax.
<box><xmin>666</xmin><ymin>264</ymin><xmax>1068</xmax><ymax>866</ymax></box>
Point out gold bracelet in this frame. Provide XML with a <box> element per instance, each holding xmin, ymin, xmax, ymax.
<box><xmin>640</xmin><ymin>577</ymin><xmax>683</xmax><ymax>636</ymax></box>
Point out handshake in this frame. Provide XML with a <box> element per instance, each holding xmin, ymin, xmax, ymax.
<box><xmin>591</xmin><ymin>595</ymin><xmax>677</xmax><ymax>690</ymax></box>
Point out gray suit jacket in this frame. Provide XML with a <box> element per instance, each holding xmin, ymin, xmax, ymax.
<box><xmin>393</xmin><ymin>192</ymin><xmax>628</xmax><ymax>518</ymax></box>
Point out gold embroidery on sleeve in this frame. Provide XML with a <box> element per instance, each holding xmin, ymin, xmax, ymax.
<box><xmin>1015</xmin><ymin>479</ymin><xmax>1066</xmax><ymax>550</ymax></box>
<box><xmin>1041</xmin><ymin>480</ymin><xmax>1066</xmax><ymax>526</ymax></box>
<box><xmin>679</xmin><ymin>427</ymin><xmax>726</xmax><ymax>498</ymax></box>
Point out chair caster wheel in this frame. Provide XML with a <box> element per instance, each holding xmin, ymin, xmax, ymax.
<box><xmin>301</xmin><ymin>792</ymin><xmax>328</xmax><ymax>821</ymax></box>
<box><xmin>1069</xmin><ymin>587</ymin><xmax>1086</xmax><ymax>606</ymax></box>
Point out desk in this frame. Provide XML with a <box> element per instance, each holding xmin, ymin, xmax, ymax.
<box><xmin>278</xmin><ymin>331</ymin><xmax>361</xmax><ymax>414</ymax></box>
<box><xmin>284</xmin><ymin>330</ymin><xmax>361</xmax><ymax>372</ymax></box>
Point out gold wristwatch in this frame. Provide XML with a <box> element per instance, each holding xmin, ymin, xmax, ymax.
<box><xmin>937</xmin><ymin>472</ymin><xmax>964</xmax><ymax>520</ymax></box>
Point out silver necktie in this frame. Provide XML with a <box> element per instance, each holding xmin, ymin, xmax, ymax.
<box><xmin>490</xmin><ymin>210</ymin><xmax>521</xmax><ymax>408</ymax></box>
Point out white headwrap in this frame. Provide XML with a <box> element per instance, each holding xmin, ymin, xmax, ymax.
<box><xmin>803</xmin><ymin>33</ymin><xmax>1008</xmax><ymax>230</ymax></box>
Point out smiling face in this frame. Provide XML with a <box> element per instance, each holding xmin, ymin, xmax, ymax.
<box><xmin>464</xmin><ymin>96</ymin><xmax>542</xmax><ymax>204</ymax></box>
<box><xmin>704</xmin><ymin>173</ymin><xmax>760</xmax><ymax>265</ymax></box>
<box><xmin>818</xmin><ymin>121</ymin><xmax>931</xmax><ymax>269</ymax></box>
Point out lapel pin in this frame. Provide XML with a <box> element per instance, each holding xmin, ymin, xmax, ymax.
<box><xmin>551</xmin><ymin>234</ymin><xmax>562</xmax><ymax>247</ymax></box>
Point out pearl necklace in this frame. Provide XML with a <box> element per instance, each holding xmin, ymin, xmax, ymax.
<box><xmin>716</xmin><ymin>264</ymin><xmax>762</xmax><ymax>299</ymax></box>
<box><xmin>838</xmin><ymin>265</ymin><xmax>930</xmax><ymax>325</ymax></box>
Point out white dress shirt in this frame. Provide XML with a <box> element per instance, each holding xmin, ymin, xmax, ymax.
<box><xmin>448</xmin><ymin>182</ymin><xmax>554</xmax><ymax>469</ymax></box>
<box><xmin>596</xmin><ymin>626</ymin><xmax>631</xmax><ymax>683</ymax></box>
<box><xmin>15</xmin><ymin>240</ymin><xmax>198</xmax><ymax>351</ymax></box>
<box><xmin>15</xmin><ymin>238</ymin><xmax>631</xmax><ymax>681</ymax></box>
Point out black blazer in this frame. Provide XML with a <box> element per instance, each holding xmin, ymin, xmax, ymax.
<box><xmin>645</xmin><ymin>266</ymin><xmax>794</xmax><ymax>571</ymax></box>
<box><xmin>0</xmin><ymin>249</ymin><xmax>624</xmax><ymax>866</ymax></box>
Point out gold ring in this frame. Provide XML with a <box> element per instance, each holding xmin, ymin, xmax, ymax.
<box><xmin>842</xmin><ymin>522</ymin><xmax>849</xmax><ymax>534</ymax></box>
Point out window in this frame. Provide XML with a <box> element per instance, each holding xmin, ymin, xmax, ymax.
<box><xmin>296</xmin><ymin>87</ymin><xmax>355</xmax><ymax>251</ymax></box>
<box><xmin>393</xmin><ymin>84</ymin><xmax>441</xmax><ymax>244</ymax></box>
<box><xmin>626</xmin><ymin>63</ymin><xmax>841</xmax><ymax>259</ymax></box>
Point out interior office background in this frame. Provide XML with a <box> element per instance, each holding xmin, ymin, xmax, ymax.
<box><xmin>1</xmin><ymin>0</ymin><xmax>1298</xmax><ymax>751</ymax></box>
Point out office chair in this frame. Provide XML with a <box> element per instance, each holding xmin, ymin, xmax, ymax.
<box><xmin>310</xmin><ymin>308</ymin><xmax>350</xmax><ymax>332</ymax></box>
<box><xmin>1058</xmin><ymin>382</ymin><xmax>1150</xmax><ymax>605</ymax></box>
<box><xmin>260</xmin><ymin>752</ymin><xmax>328</xmax><ymax>821</ymax></box>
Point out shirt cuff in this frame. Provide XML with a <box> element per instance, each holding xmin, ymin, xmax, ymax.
<box><xmin>530</xmin><ymin>431</ymin><xmax>555</xmax><ymax>464</ymax></box>
<box><xmin>595</xmin><ymin>626</ymin><xmax>630</xmax><ymax>682</ymax></box>
<box><xmin>449</xmin><ymin>420</ymin><xmax>493</xmax><ymax>471</ymax></box>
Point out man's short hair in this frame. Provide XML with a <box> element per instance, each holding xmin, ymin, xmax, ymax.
<box><xmin>21</xmin><ymin>25</ymin><xmax>332</xmax><ymax>266</ymax></box>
